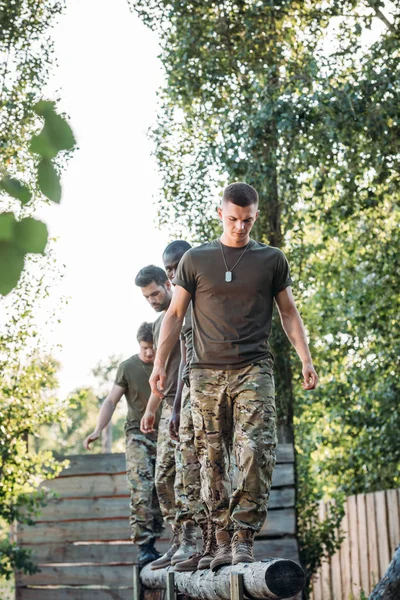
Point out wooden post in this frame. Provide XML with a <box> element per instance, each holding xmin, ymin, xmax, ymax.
<box><xmin>166</xmin><ymin>571</ymin><xmax>176</xmax><ymax>600</ymax></box>
<box><xmin>230</xmin><ymin>572</ymin><xmax>244</xmax><ymax>600</ymax></box>
<box><xmin>133</xmin><ymin>564</ymin><xmax>141</xmax><ymax>600</ymax></box>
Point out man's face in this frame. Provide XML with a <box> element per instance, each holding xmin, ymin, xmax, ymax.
<box><xmin>139</xmin><ymin>341</ymin><xmax>155</xmax><ymax>364</ymax></box>
<box><xmin>163</xmin><ymin>251</ymin><xmax>184</xmax><ymax>282</ymax></box>
<box><xmin>218</xmin><ymin>200</ymin><xmax>259</xmax><ymax>245</ymax></box>
<box><xmin>140</xmin><ymin>280</ymin><xmax>172</xmax><ymax>312</ymax></box>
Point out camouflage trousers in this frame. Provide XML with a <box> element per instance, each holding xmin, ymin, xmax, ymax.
<box><xmin>125</xmin><ymin>431</ymin><xmax>164</xmax><ymax>545</ymax></box>
<box><xmin>155</xmin><ymin>401</ymin><xmax>181</xmax><ymax>526</ymax></box>
<box><xmin>176</xmin><ymin>384</ymin><xmax>207</xmax><ymax>525</ymax></box>
<box><xmin>190</xmin><ymin>361</ymin><xmax>277</xmax><ymax>532</ymax></box>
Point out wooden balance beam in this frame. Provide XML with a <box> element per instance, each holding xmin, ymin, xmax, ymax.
<box><xmin>138</xmin><ymin>558</ymin><xmax>305</xmax><ymax>600</ymax></box>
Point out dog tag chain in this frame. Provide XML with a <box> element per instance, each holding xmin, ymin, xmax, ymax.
<box><xmin>219</xmin><ymin>240</ymin><xmax>250</xmax><ymax>283</ymax></box>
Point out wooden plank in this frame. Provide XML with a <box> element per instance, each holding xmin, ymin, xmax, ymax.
<box><xmin>257</xmin><ymin>508</ymin><xmax>296</xmax><ymax>537</ymax></box>
<box><xmin>375</xmin><ymin>490</ymin><xmax>390</xmax><ymax>578</ymax></box>
<box><xmin>20</xmin><ymin>508</ymin><xmax>295</xmax><ymax>545</ymax></box>
<box><xmin>40</xmin><ymin>464</ymin><xmax>294</xmax><ymax>500</ymax></box>
<box><xmin>339</xmin><ymin>499</ymin><xmax>351</xmax><ymax>600</ymax></box>
<box><xmin>365</xmin><ymin>491</ymin><xmax>380</xmax><ymax>591</ymax></box>
<box><xmin>34</xmin><ymin>487</ymin><xmax>296</xmax><ymax>523</ymax></box>
<box><xmin>58</xmin><ymin>453</ymin><xmax>126</xmax><ymax>477</ymax></box>
<box><xmin>16</xmin><ymin>589</ymin><xmax>135</xmax><ymax>600</ymax></box>
<box><xmin>133</xmin><ymin>564</ymin><xmax>141</xmax><ymax>600</ymax></box>
<box><xmin>253</xmin><ymin>537</ymin><xmax>299</xmax><ymax>562</ymax></box>
<box><xmin>166</xmin><ymin>571</ymin><xmax>176</xmax><ymax>600</ymax></box>
<box><xmin>231</xmin><ymin>573</ymin><xmax>244</xmax><ymax>600</ymax></box>
<box><xmin>40</xmin><ymin>473</ymin><xmax>129</xmax><ymax>499</ymax></box>
<box><xmin>386</xmin><ymin>489</ymin><xmax>400</xmax><ymax>556</ymax></box>
<box><xmin>318</xmin><ymin>502</ymin><xmax>331</xmax><ymax>600</ymax></box>
<box><xmin>357</xmin><ymin>493</ymin><xmax>369</xmax><ymax>596</ymax></box>
<box><xmin>19</xmin><ymin>519</ymin><xmax>134</xmax><ymax>544</ymax></box>
<box><xmin>25</xmin><ymin>538</ymin><xmax>298</xmax><ymax>565</ymax></box>
<box><xmin>57</xmin><ymin>445</ymin><xmax>294</xmax><ymax>478</ymax></box>
<box><xmin>25</xmin><ymin>540</ymin><xmax>172</xmax><ymax>564</ymax></box>
<box><xmin>312</xmin><ymin>570</ymin><xmax>322</xmax><ymax>600</ymax></box>
<box><xmin>329</xmin><ymin>501</ymin><xmax>342</xmax><ymax>600</ymax></box>
<box><xmin>17</xmin><ymin>564</ymin><xmax>139</xmax><ymax>587</ymax></box>
<box><xmin>347</xmin><ymin>495</ymin><xmax>360</xmax><ymax>598</ymax></box>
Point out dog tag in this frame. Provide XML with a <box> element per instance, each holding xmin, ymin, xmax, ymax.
<box><xmin>225</xmin><ymin>271</ymin><xmax>232</xmax><ymax>282</ymax></box>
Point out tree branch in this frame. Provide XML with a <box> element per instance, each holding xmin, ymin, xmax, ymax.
<box><xmin>365</xmin><ymin>2</ymin><xmax>396</xmax><ymax>33</ymax></box>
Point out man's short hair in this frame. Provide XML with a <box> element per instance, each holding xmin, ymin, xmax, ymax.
<box><xmin>163</xmin><ymin>240</ymin><xmax>191</xmax><ymax>258</ymax></box>
<box><xmin>137</xmin><ymin>321</ymin><xmax>153</xmax><ymax>344</ymax></box>
<box><xmin>135</xmin><ymin>265</ymin><xmax>168</xmax><ymax>288</ymax></box>
<box><xmin>223</xmin><ymin>182</ymin><xmax>259</xmax><ymax>207</ymax></box>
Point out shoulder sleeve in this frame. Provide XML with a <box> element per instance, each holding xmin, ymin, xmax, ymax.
<box><xmin>273</xmin><ymin>250</ymin><xmax>293</xmax><ymax>297</ymax></box>
<box><xmin>173</xmin><ymin>251</ymin><xmax>196</xmax><ymax>296</ymax></box>
<box><xmin>114</xmin><ymin>362</ymin><xmax>128</xmax><ymax>390</ymax></box>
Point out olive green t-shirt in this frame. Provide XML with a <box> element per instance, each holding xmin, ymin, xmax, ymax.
<box><xmin>173</xmin><ymin>239</ymin><xmax>293</xmax><ymax>370</ymax></box>
<box><xmin>180</xmin><ymin>303</ymin><xmax>193</xmax><ymax>383</ymax></box>
<box><xmin>114</xmin><ymin>354</ymin><xmax>159</xmax><ymax>437</ymax></box>
<box><xmin>153</xmin><ymin>312</ymin><xmax>181</xmax><ymax>405</ymax></box>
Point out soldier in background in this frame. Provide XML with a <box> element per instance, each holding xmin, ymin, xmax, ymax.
<box><xmin>83</xmin><ymin>322</ymin><xmax>163</xmax><ymax>567</ymax></box>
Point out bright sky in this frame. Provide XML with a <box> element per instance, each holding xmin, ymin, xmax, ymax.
<box><xmin>39</xmin><ymin>0</ymin><xmax>171</xmax><ymax>397</ymax></box>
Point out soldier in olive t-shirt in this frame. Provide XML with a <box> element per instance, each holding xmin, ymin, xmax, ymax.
<box><xmin>115</xmin><ymin>354</ymin><xmax>161</xmax><ymax>436</ymax></box>
<box><xmin>83</xmin><ymin>322</ymin><xmax>163</xmax><ymax>568</ymax></box>
<box><xmin>150</xmin><ymin>182</ymin><xmax>318</xmax><ymax>570</ymax></box>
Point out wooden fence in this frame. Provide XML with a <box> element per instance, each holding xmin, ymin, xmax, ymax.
<box><xmin>15</xmin><ymin>444</ymin><xmax>299</xmax><ymax>599</ymax></box>
<box><xmin>312</xmin><ymin>488</ymin><xmax>400</xmax><ymax>600</ymax></box>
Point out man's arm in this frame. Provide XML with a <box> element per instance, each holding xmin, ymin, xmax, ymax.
<box><xmin>140</xmin><ymin>392</ymin><xmax>163</xmax><ymax>434</ymax></box>
<box><xmin>169</xmin><ymin>339</ymin><xmax>187</xmax><ymax>441</ymax></box>
<box><xmin>150</xmin><ymin>285</ymin><xmax>191</xmax><ymax>398</ymax></box>
<box><xmin>275</xmin><ymin>287</ymin><xmax>318</xmax><ymax>390</ymax></box>
<box><xmin>83</xmin><ymin>384</ymin><xmax>125</xmax><ymax>450</ymax></box>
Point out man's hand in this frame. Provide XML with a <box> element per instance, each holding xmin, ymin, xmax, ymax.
<box><xmin>169</xmin><ymin>411</ymin><xmax>180</xmax><ymax>442</ymax></box>
<box><xmin>141</xmin><ymin>410</ymin><xmax>156</xmax><ymax>434</ymax></box>
<box><xmin>302</xmin><ymin>363</ymin><xmax>319</xmax><ymax>390</ymax></box>
<box><xmin>149</xmin><ymin>364</ymin><xmax>167</xmax><ymax>399</ymax></box>
<box><xmin>83</xmin><ymin>431</ymin><xmax>100</xmax><ymax>450</ymax></box>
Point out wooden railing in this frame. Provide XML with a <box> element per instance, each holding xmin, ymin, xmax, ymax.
<box><xmin>15</xmin><ymin>444</ymin><xmax>299</xmax><ymax>599</ymax></box>
<box><xmin>312</xmin><ymin>488</ymin><xmax>400</xmax><ymax>600</ymax></box>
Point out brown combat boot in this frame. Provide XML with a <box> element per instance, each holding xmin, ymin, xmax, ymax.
<box><xmin>197</xmin><ymin>520</ymin><xmax>217</xmax><ymax>570</ymax></box>
<box><xmin>231</xmin><ymin>529</ymin><xmax>255</xmax><ymax>565</ymax></box>
<box><xmin>173</xmin><ymin>551</ymin><xmax>202</xmax><ymax>572</ymax></box>
<box><xmin>210</xmin><ymin>530</ymin><xmax>232</xmax><ymax>571</ymax></box>
<box><xmin>150</xmin><ymin>526</ymin><xmax>180</xmax><ymax>570</ymax></box>
<box><xmin>171</xmin><ymin>519</ymin><xmax>197</xmax><ymax>565</ymax></box>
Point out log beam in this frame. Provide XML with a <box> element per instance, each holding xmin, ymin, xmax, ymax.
<box><xmin>140</xmin><ymin>559</ymin><xmax>305</xmax><ymax>600</ymax></box>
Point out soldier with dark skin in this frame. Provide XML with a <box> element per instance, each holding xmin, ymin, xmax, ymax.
<box><xmin>136</xmin><ymin>253</ymin><xmax>203</xmax><ymax>570</ymax></box>
<box><xmin>83</xmin><ymin>323</ymin><xmax>163</xmax><ymax>567</ymax></box>
<box><xmin>145</xmin><ymin>182</ymin><xmax>319</xmax><ymax>570</ymax></box>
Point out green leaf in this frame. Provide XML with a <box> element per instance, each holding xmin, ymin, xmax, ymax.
<box><xmin>30</xmin><ymin>106</ymin><xmax>75</xmax><ymax>158</ymax></box>
<box><xmin>37</xmin><ymin>159</ymin><xmax>62</xmax><ymax>203</ymax></box>
<box><xmin>33</xmin><ymin>100</ymin><xmax>56</xmax><ymax>117</ymax></box>
<box><xmin>0</xmin><ymin>177</ymin><xmax>32</xmax><ymax>204</ymax></box>
<box><xmin>29</xmin><ymin>131</ymin><xmax>58</xmax><ymax>159</ymax></box>
<box><xmin>45</xmin><ymin>112</ymin><xmax>76</xmax><ymax>152</ymax></box>
<box><xmin>0</xmin><ymin>242</ymin><xmax>25</xmax><ymax>296</ymax></box>
<box><xmin>0</xmin><ymin>212</ymin><xmax>16</xmax><ymax>241</ymax></box>
<box><xmin>15</xmin><ymin>218</ymin><xmax>48</xmax><ymax>254</ymax></box>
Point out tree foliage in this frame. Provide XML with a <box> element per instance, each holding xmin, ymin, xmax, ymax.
<box><xmin>131</xmin><ymin>0</ymin><xmax>400</xmax><ymax>587</ymax></box>
<box><xmin>0</xmin><ymin>254</ymin><xmax>68</xmax><ymax>580</ymax></box>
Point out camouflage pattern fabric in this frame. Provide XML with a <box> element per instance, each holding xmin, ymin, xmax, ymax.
<box><xmin>125</xmin><ymin>432</ymin><xmax>164</xmax><ymax>544</ymax></box>
<box><xmin>190</xmin><ymin>360</ymin><xmax>277</xmax><ymax>532</ymax></box>
<box><xmin>155</xmin><ymin>402</ymin><xmax>181</xmax><ymax>525</ymax></box>
<box><xmin>177</xmin><ymin>384</ymin><xmax>207</xmax><ymax>525</ymax></box>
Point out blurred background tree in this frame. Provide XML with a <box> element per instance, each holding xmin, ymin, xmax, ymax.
<box><xmin>131</xmin><ymin>0</ymin><xmax>400</xmax><ymax>588</ymax></box>
<box><xmin>33</xmin><ymin>355</ymin><xmax>127</xmax><ymax>456</ymax></box>
<box><xmin>0</xmin><ymin>0</ymin><xmax>75</xmax><ymax>586</ymax></box>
